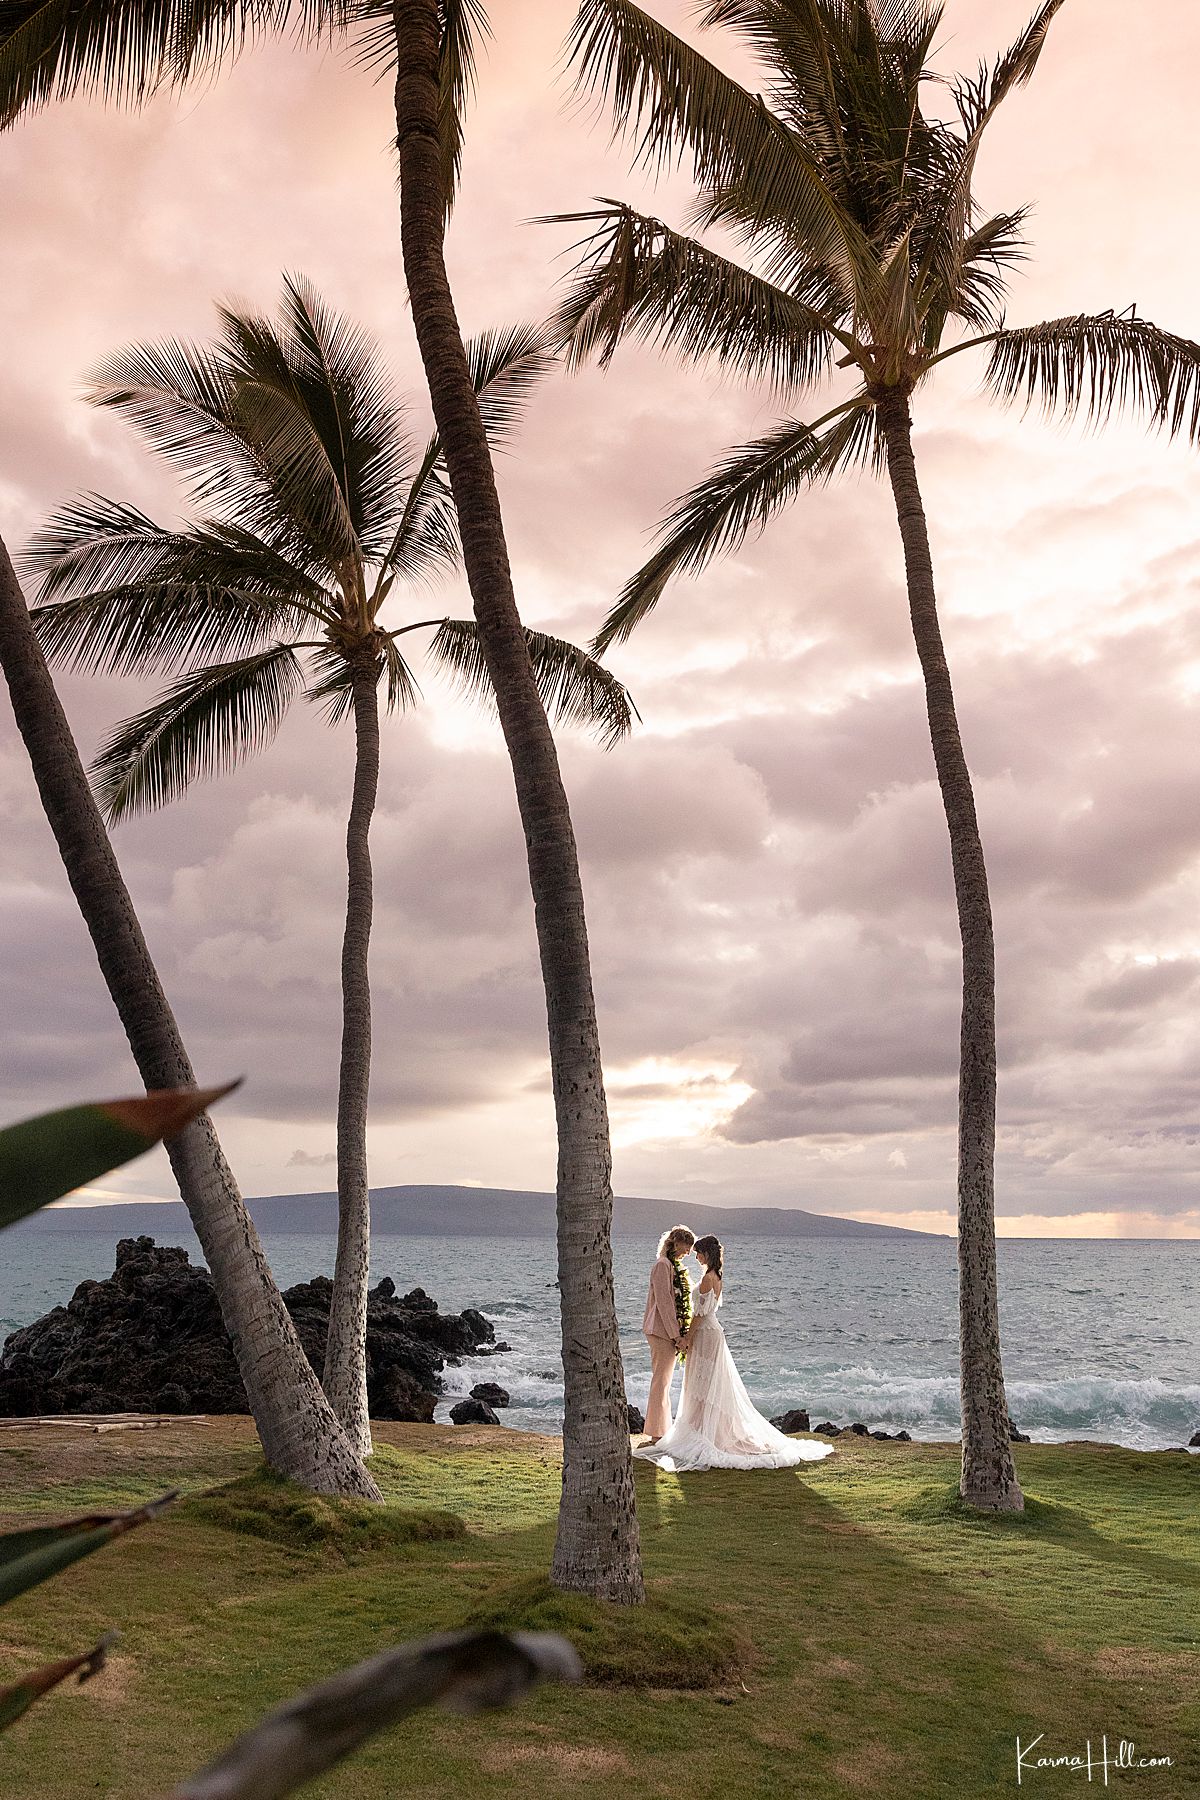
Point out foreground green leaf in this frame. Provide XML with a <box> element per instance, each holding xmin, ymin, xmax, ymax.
<box><xmin>0</xmin><ymin>1084</ymin><xmax>237</xmax><ymax>1226</ymax></box>
<box><xmin>0</xmin><ymin>1493</ymin><xmax>178</xmax><ymax>1608</ymax></box>
<box><xmin>0</xmin><ymin>1632</ymin><xmax>117</xmax><ymax>1731</ymax></box>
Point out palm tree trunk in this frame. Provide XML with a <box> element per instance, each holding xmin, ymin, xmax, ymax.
<box><xmin>0</xmin><ymin>535</ymin><xmax>380</xmax><ymax>1500</ymax></box>
<box><xmin>392</xmin><ymin>0</ymin><xmax>644</xmax><ymax>1601</ymax></box>
<box><xmin>874</xmin><ymin>386</ymin><xmax>1023</xmax><ymax>1513</ymax></box>
<box><xmin>323</xmin><ymin>646</ymin><xmax>379</xmax><ymax>1459</ymax></box>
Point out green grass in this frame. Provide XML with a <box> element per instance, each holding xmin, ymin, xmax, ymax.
<box><xmin>185</xmin><ymin>1453</ymin><xmax>465</xmax><ymax>1552</ymax></box>
<box><xmin>0</xmin><ymin>1420</ymin><xmax>1196</xmax><ymax>1799</ymax></box>
<box><xmin>465</xmin><ymin>1574</ymin><xmax>748</xmax><ymax>1688</ymax></box>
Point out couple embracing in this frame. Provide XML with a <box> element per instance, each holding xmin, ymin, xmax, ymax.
<box><xmin>638</xmin><ymin>1225</ymin><xmax>834</xmax><ymax>1474</ymax></box>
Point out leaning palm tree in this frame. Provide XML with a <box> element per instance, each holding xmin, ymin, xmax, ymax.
<box><xmin>25</xmin><ymin>276</ymin><xmax>636</xmax><ymax>1462</ymax></box>
<box><xmin>0</xmin><ymin>534</ymin><xmax>379</xmax><ymax>1499</ymax></box>
<box><xmin>0</xmin><ymin>0</ymin><xmax>646</xmax><ymax>1607</ymax></box>
<box><xmin>549</xmin><ymin>0</ymin><xmax>1200</xmax><ymax>1511</ymax></box>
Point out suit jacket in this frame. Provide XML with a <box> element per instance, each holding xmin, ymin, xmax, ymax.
<box><xmin>643</xmin><ymin>1255</ymin><xmax>681</xmax><ymax>1341</ymax></box>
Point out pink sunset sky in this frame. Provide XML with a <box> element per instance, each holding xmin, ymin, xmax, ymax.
<box><xmin>2</xmin><ymin>0</ymin><xmax>1198</xmax><ymax>1236</ymax></box>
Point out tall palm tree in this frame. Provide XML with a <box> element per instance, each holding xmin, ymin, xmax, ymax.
<box><xmin>390</xmin><ymin>0</ymin><xmax>645</xmax><ymax>1600</ymax></box>
<box><xmin>0</xmin><ymin>532</ymin><xmax>380</xmax><ymax>1498</ymax></box>
<box><xmin>0</xmin><ymin>0</ymin><xmax>647</xmax><ymax>1604</ymax></box>
<box><xmin>548</xmin><ymin>0</ymin><xmax>1200</xmax><ymax>1510</ymax></box>
<box><xmin>25</xmin><ymin>276</ymin><xmax>636</xmax><ymax>1462</ymax></box>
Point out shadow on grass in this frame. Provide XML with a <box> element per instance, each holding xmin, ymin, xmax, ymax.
<box><xmin>898</xmin><ymin>1480</ymin><xmax>1200</xmax><ymax>1593</ymax></box>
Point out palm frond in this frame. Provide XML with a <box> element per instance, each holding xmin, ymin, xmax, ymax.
<box><xmin>165</xmin><ymin>0</ymin><xmax>317</xmax><ymax>89</ymax></box>
<box><xmin>377</xmin><ymin>322</ymin><xmax>553</xmax><ymax>593</ymax></box>
<box><xmin>0</xmin><ymin>0</ymin><xmax>229</xmax><ymax>124</ymax></box>
<box><xmin>566</xmin><ymin>0</ymin><xmax>869</xmax><ymax>299</ymax></box>
<box><xmin>84</xmin><ymin>337</ymin><xmax>275</xmax><ymax>521</ymax></box>
<box><xmin>91</xmin><ymin>643</ymin><xmax>304</xmax><ymax>821</ymax></box>
<box><xmin>465</xmin><ymin>321</ymin><xmax>557</xmax><ymax>450</ymax></box>
<box><xmin>911</xmin><ymin>0</ymin><xmax>1064</xmax><ymax>326</ymax></box>
<box><xmin>347</xmin><ymin>0</ymin><xmax>488</xmax><ymax>216</ymax></box>
<box><xmin>219</xmin><ymin>276</ymin><xmax>413</xmax><ymax>564</ymax></box>
<box><xmin>304</xmin><ymin>634</ymin><xmax>418</xmax><ymax>723</ymax></box>
<box><xmin>594</xmin><ymin>396</ymin><xmax>878</xmax><ymax>651</ymax></box>
<box><xmin>983</xmin><ymin>310</ymin><xmax>1200</xmax><ymax>442</ymax></box>
<box><xmin>436</xmin><ymin>0</ymin><xmax>490</xmax><ymax>215</ymax></box>
<box><xmin>547</xmin><ymin>201</ymin><xmax>841</xmax><ymax>391</ymax></box>
<box><xmin>949</xmin><ymin>207</ymin><xmax>1030</xmax><ymax>335</ymax></box>
<box><xmin>702</xmin><ymin>0</ymin><xmax>943</xmax><ymax>226</ymax></box>
<box><xmin>953</xmin><ymin>0</ymin><xmax>1067</xmax><ymax>141</ymax></box>
<box><xmin>429</xmin><ymin>618</ymin><xmax>638</xmax><ymax>747</ymax></box>
<box><xmin>25</xmin><ymin>501</ymin><xmax>328</xmax><ymax>673</ymax></box>
<box><xmin>682</xmin><ymin>181</ymin><xmax>852</xmax><ymax>321</ymax></box>
<box><xmin>23</xmin><ymin>496</ymin><xmax>180</xmax><ymax>600</ymax></box>
<box><xmin>379</xmin><ymin>461</ymin><xmax>461</xmax><ymax>591</ymax></box>
<box><xmin>381</xmin><ymin>630</ymin><xmax>421</xmax><ymax>713</ymax></box>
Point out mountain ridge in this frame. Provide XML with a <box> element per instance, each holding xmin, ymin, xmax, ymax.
<box><xmin>31</xmin><ymin>1184</ymin><xmax>942</xmax><ymax>1240</ymax></box>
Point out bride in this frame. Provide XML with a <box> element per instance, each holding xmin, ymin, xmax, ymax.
<box><xmin>635</xmin><ymin>1235</ymin><xmax>834</xmax><ymax>1473</ymax></box>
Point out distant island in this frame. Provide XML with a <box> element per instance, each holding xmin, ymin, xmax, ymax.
<box><xmin>25</xmin><ymin>1185</ymin><xmax>942</xmax><ymax>1240</ymax></box>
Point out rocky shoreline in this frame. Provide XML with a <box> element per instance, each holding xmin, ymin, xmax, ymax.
<box><xmin>0</xmin><ymin>1238</ymin><xmax>503</xmax><ymax>1424</ymax></box>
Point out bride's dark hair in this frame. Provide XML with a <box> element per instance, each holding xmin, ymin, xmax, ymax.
<box><xmin>693</xmin><ymin>1235</ymin><xmax>723</xmax><ymax>1278</ymax></box>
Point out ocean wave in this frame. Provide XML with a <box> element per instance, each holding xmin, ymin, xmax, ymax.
<box><xmin>457</xmin><ymin>1354</ymin><xmax>1200</xmax><ymax>1449</ymax></box>
<box><xmin>774</xmin><ymin>1364</ymin><xmax>1200</xmax><ymax>1447</ymax></box>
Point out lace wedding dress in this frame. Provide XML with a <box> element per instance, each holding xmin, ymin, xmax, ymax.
<box><xmin>635</xmin><ymin>1287</ymin><xmax>834</xmax><ymax>1473</ymax></box>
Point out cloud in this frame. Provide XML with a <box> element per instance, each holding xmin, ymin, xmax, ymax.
<box><xmin>2</xmin><ymin>0</ymin><xmax>1200</xmax><ymax>1230</ymax></box>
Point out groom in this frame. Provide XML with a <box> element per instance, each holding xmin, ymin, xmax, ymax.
<box><xmin>641</xmin><ymin>1225</ymin><xmax>695</xmax><ymax>1442</ymax></box>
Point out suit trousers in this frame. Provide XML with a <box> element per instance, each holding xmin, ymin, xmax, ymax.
<box><xmin>644</xmin><ymin>1332</ymin><xmax>678</xmax><ymax>1439</ymax></box>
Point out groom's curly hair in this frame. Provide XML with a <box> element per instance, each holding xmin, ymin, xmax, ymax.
<box><xmin>657</xmin><ymin>1225</ymin><xmax>695</xmax><ymax>1259</ymax></box>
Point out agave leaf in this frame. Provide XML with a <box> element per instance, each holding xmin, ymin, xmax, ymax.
<box><xmin>0</xmin><ymin>1631</ymin><xmax>117</xmax><ymax>1732</ymax></box>
<box><xmin>0</xmin><ymin>1494</ymin><xmax>178</xmax><ymax>1609</ymax></box>
<box><xmin>0</xmin><ymin>1083</ymin><xmax>238</xmax><ymax>1228</ymax></box>
<box><xmin>171</xmin><ymin>1628</ymin><xmax>582</xmax><ymax>1800</ymax></box>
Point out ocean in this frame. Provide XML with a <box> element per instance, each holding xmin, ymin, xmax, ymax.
<box><xmin>2</xmin><ymin>1230</ymin><xmax>1198</xmax><ymax>1449</ymax></box>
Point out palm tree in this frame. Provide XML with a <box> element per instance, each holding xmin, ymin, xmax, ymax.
<box><xmin>25</xmin><ymin>276</ymin><xmax>636</xmax><ymax>1463</ymax></box>
<box><xmin>0</xmin><ymin>0</ymin><xmax>646</xmax><ymax>1605</ymax></box>
<box><xmin>0</xmin><ymin>532</ymin><xmax>380</xmax><ymax>1498</ymax></box>
<box><xmin>389</xmin><ymin>0</ymin><xmax>646</xmax><ymax>1600</ymax></box>
<box><xmin>548</xmin><ymin>0</ymin><xmax>1200</xmax><ymax>1511</ymax></box>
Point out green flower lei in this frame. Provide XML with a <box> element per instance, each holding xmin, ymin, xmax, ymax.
<box><xmin>669</xmin><ymin>1254</ymin><xmax>693</xmax><ymax>1363</ymax></box>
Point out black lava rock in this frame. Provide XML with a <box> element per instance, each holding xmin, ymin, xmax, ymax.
<box><xmin>0</xmin><ymin>1237</ymin><xmax>497</xmax><ymax>1425</ymax></box>
<box><xmin>813</xmin><ymin>1421</ymin><xmax>840</xmax><ymax>1437</ymax></box>
<box><xmin>847</xmin><ymin>1421</ymin><xmax>870</xmax><ymax>1436</ymax></box>
<box><xmin>770</xmin><ymin>1409</ymin><xmax>811</xmax><ymax>1435</ymax></box>
<box><xmin>470</xmin><ymin>1382</ymin><xmax>510</xmax><ymax>1408</ymax></box>
<box><xmin>626</xmin><ymin>1402</ymin><xmax>646</xmax><ymax>1433</ymax></box>
<box><xmin>1009</xmin><ymin>1423</ymin><xmax>1032</xmax><ymax>1444</ymax></box>
<box><xmin>449</xmin><ymin>1398</ymin><xmax>500</xmax><ymax>1426</ymax></box>
<box><xmin>895</xmin><ymin>1430</ymin><xmax>912</xmax><ymax>1442</ymax></box>
<box><xmin>1189</xmin><ymin>1431</ymin><xmax>1200</xmax><ymax>1448</ymax></box>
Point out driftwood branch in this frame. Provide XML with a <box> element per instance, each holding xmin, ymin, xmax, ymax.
<box><xmin>168</xmin><ymin>1628</ymin><xmax>582</xmax><ymax>1800</ymax></box>
<box><xmin>0</xmin><ymin>1414</ymin><xmax>210</xmax><ymax>1433</ymax></box>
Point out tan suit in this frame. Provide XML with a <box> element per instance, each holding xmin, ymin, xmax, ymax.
<box><xmin>642</xmin><ymin>1255</ymin><xmax>682</xmax><ymax>1439</ymax></box>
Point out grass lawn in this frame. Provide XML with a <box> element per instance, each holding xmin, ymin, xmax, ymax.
<box><xmin>0</xmin><ymin>1420</ymin><xmax>1196</xmax><ymax>1798</ymax></box>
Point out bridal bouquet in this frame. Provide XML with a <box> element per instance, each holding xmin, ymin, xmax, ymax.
<box><xmin>670</xmin><ymin>1254</ymin><xmax>693</xmax><ymax>1364</ymax></box>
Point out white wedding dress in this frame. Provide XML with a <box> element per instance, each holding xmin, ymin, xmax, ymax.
<box><xmin>635</xmin><ymin>1286</ymin><xmax>834</xmax><ymax>1473</ymax></box>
